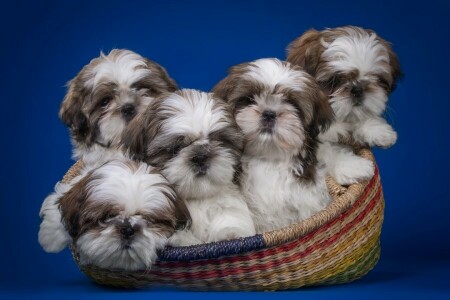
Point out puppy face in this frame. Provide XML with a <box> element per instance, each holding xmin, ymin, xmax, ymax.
<box><xmin>124</xmin><ymin>89</ymin><xmax>244</xmax><ymax>199</ymax></box>
<box><xmin>59</xmin><ymin>49</ymin><xmax>178</xmax><ymax>151</ymax></box>
<box><xmin>287</xmin><ymin>26</ymin><xmax>402</xmax><ymax>122</ymax></box>
<box><xmin>213</xmin><ymin>58</ymin><xmax>333</xmax><ymax>180</ymax></box>
<box><xmin>59</xmin><ymin>160</ymin><xmax>189</xmax><ymax>270</ymax></box>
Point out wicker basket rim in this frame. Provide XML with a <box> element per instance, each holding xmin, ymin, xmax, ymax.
<box><xmin>63</xmin><ymin>148</ymin><xmax>374</xmax><ymax>257</ymax></box>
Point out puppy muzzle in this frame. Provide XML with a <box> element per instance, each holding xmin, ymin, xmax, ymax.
<box><xmin>261</xmin><ymin>110</ymin><xmax>277</xmax><ymax>133</ymax></box>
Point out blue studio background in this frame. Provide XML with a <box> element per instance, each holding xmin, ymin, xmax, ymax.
<box><xmin>1</xmin><ymin>0</ymin><xmax>449</xmax><ymax>298</ymax></box>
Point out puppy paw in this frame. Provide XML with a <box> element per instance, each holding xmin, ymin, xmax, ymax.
<box><xmin>320</xmin><ymin>122</ymin><xmax>352</xmax><ymax>143</ymax></box>
<box><xmin>371</xmin><ymin>126</ymin><xmax>397</xmax><ymax>148</ymax></box>
<box><xmin>168</xmin><ymin>230</ymin><xmax>202</xmax><ymax>247</ymax></box>
<box><xmin>354</xmin><ymin>119</ymin><xmax>397</xmax><ymax>148</ymax></box>
<box><xmin>214</xmin><ymin>226</ymin><xmax>253</xmax><ymax>241</ymax></box>
<box><xmin>332</xmin><ymin>156</ymin><xmax>375</xmax><ymax>185</ymax></box>
<box><xmin>38</xmin><ymin>218</ymin><xmax>71</xmax><ymax>253</ymax></box>
<box><xmin>38</xmin><ymin>193</ymin><xmax>71</xmax><ymax>253</ymax></box>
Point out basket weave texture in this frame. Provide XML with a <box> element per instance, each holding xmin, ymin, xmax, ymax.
<box><xmin>66</xmin><ymin>148</ymin><xmax>384</xmax><ymax>291</ymax></box>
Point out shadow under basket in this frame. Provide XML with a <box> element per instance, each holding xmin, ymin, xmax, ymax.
<box><xmin>66</xmin><ymin>148</ymin><xmax>384</xmax><ymax>291</ymax></box>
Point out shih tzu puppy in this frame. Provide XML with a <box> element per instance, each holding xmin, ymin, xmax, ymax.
<box><xmin>212</xmin><ymin>58</ymin><xmax>334</xmax><ymax>233</ymax></box>
<box><xmin>59</xmin><ymin>49</ymin><xmax>178</xmax><ymax>165</ymax></box>
<box><xmin>39</xmin><ymin>159</ymin><xmax>190</xmax><ymax>270</ymax></box>
<box><xmin>287</xmin><ymin>26</ymin><xmax>402</xmax><ymax>184</ymax></box>
<box><xmin>39</xmin><ymin>50</ymin><xmax>179</xmax><ymax>251</ymax></box>
<box><xmin>123</xmin><ymin>89</ymin><xmax>256</xmax><ymax>246</ymax></box>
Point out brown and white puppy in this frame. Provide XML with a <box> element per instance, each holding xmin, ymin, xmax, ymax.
<box><xmin>40</xmin><ymin>159</ymin><xmax>190</xmax><ymax>271</ymax></box>
<box><xmin>59</xmin><ymin>49</ymin><xmax>178</xmax><ymax>165</ymax></box>
<box><xmin>213</xmin><ymin>58</ymin><xmax>334</xmax><ymax>233</ymax></box>
<box><xmin>39</xmin><ymin>49</ymin><xmax>178</xmax><ymax>254</ymax></box>
<box><xmin>123</xmin><ymin>89</ymin><xmax>255</xmax><ymax>246</ymax></box>
<box><xmin>287</xmin><ymin>26</ymin><xmax>402</xmax><ymax>184</ymax></box>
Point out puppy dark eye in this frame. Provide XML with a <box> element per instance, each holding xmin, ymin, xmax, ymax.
<box><xmin>142</xmin><ymin>87</ymin><xmax>159</xmax><ymax>97</ymax></box>
<box><xmin>377</xmin><ymin>76</ymin><xmax>390</xmax><ymax>90</ymax></box>
<box><xmin>168</xmin><ymin>138</ymin><xmax>188</xmax><ymax>156</ymax></box>
<box><xmin>322</xmin><ymin>75</ymin><xmax>342</xmax><ymax>90</ymax></box>
<box><xmin>235</xmin><ymin>96</ymin><xmax>256</xmax><ymax>110</ymax></box>
<box><xmin>101</xmin><ymin>213</ymin><xmax>115</xmax><ymax>222</ymax></box>
<box><xmin>100</xmin><ymin>97</ymin><xmax>112</xmax><ymax>108</ymax></box>
<box><xmin>172</xmin><ymin>143</ymin><xmax>183</xmax><ymax>154</ymax></box>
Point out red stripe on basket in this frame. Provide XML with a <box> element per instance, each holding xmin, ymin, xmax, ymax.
<box><xmin>150</xmin><ymin>186</ymin><xmax>382</xmax><ymax>280</ymax></box>
<box><xmin>150</xmin><ymin>169</ymin><xmax>381</xmax><ymax>278</ymax></box>
<box><xmin>154</xmin><ymin>167</ymin><xmax>380</xmax><ymax>270</ymax></box>
<box><xmin>153</xmin><ymin>167</ymin><xmax>380</xmax><ymax>271</ymax></box>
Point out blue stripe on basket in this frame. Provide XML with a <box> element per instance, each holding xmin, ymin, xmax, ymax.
<box><xmin>157</xmin><ymin>234</ymin><xmax>266</xmax><ymax>261</ymax></box>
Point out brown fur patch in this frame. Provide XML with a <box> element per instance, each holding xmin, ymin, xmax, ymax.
<box><xmin>286</xmin><ymin>29</ymin><xmax>325</xmax><ymax>76</ymax></box>
<box><xmin>58</xmin><ymin>172</ymin><xmax>94</xmax><ymax>238</ymax></box>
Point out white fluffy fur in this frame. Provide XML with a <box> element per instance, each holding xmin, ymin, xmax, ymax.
<box><xmin>316</xmin><ymin>29</ymin><xmax>395</xmax><ymax>184</ymax></box>
<box><xmin>86</xmin><ymin>160</ymin><xmax>174</xmax><ymax>215</ymax></box>
<box><xmin>245</xmin><ymin>58</ymin><xmax>306</xmax><ymax>92</ymax></box>
<box><xmin>39</xmin><ymin>181</ymin><xmax>73</xmax><ymax>253</ymax></box>
<box><xmin>152</xmin><ymin>90</ymin><xmax>255</xmax><ymax>246</ymax></box>
<box><xmin>320</xmin><ymin>29</ymin><xmax>390</xmax><ymax>76</ymax></box>
<box><xmin>76</xmin><ymin>160</ymin><xmax>173</xmax><ymax>270</ymax></box>
<box><xmin>317</xmin><ymin>142</ymin><xmax>374</xmax><ymax>185</ymax></box>
<box><xmin>169</xmin><ymin>186</ymin><xmax>255</xmax><ymax>246</ymax></box>
<box><xmin>241</xmin><ymin>156</ymin><xmax>330</xmax><ymax>233</ymax></box>
<box><xmin>162</xmin><ymin>92</ymin><xmax>230</xmax><ymax>138</ymax></box>
<box><xmin>85</xmin><ymin>50</ymin><xmax>151</xmax><ymax>90</ymax></box>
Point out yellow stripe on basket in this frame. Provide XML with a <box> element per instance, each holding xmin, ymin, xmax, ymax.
<box><xmin>136</xmin><ymin>183</ymin><xmax>384</xmax><ymax>291</ymax></box>
<box><xmin>255</xmin><ymin>192</ymin><xmax>384</xmax><ymax>290</ymax></box>
<box><xmin>146</xmin><ymin>178</ymin><xmax>381</xmax><ymax>279</ymax></box>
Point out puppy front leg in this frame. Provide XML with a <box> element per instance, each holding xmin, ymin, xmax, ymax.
<box><xmin>38</xmin><ymin>183</ymin><xmax>71</xmax><ymax>253</ymax></box>
<box><xmin>320</xmin><ymin>121</ymin><xmax>352</xmax><ymax>143</ymax></box>
<box><xmin>318</xmin><ymin>142</ymin><xmax>374</xmax><ymax>185</ymax></box>
<box><xmin>353</xmin><ymin>117</ymin><xmax>397</xmax><ymax>148</ymax></box>
<box><xmin>168</xmin><ymin>229</ymin><xmax>203</xmax><ymax>247</ymax></box>
<box><xmin>209</xmin><ymin>209</ymin><xmax>256</xmax><ymax>242</ymax></box>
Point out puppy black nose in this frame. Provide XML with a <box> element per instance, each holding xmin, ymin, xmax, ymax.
<box><xmin>121</xmin><ymin>104</ymin><xmax>136</xmax><ymax>120</ymax></box>
<box><xmin>350</xmin><ymin>85</ymin><xmax>364</xmax><ymax>99</ymax></box>
<box><xmin>191</xmin><ymin>153</ymin><xmax>208</xmax><ymax>165</ymax></box>
<box><xmin>120</xmin><ymin>226</ymin><xmax>135</xmax><ymax>239</ymax></box>
<box><xmin>262</xmin><ymin>110</ymin><xmax>277</xmax><ymax>121</ymax></box>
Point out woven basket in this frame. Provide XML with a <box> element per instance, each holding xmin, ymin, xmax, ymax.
<box><xmin>64</xmin><ymin>148</ymin><xmax>384</xmax><ymax>291</ymax></box>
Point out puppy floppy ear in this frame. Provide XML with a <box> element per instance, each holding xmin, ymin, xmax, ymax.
<box><xmin>58</xmin><ymin>173</ymin><xmax>92</xmax><ymax>239</ymax></box>
<box><xmin>211</xmin><ymin>62</ymin><xmax>249</xmax><ymax>102</ymax></box>
<box><xmin>387</xmin><ymin>49</ymin><xmax>403</xmax><ymax>93</ymax></box>
<box><xmin>211</xmin><ymin>73</ymin><xmax>237</xmax><ymax>102</ymax></box>
<box><xmin>292</xmin><ymin>84</ymin><xmax>333</xmax><ymax>182</ymax></box>
<box><xmin>363</xmin><ymin>29</ymin><xmax>403</xmax><ymax>93</ymax></box>
<box><xmin>287</xmin><ymin>29</ymin><xmax>324</xmax><ymax>76</ymax></box>
<box><xmin>380</xmin><ymin>40</ymin><xmax>403</xmax><ymax>93</ymax></box>
<box><xmin>121</xmin><ymin>111</ymin><xmax>151</xmax><ymax>161</ymax></box>
<box><xmin>144</xmin><ymin>59</ymin><xmax>178</xmax><ymax>93</ymax></box>
<box><xmin>59</xmin><ymin>80</ymin><xmax>90</xmax><ymax>143</ymax></box>
<box><xmin>122</xmin><ymin>96</ymin><xmax>165</xmax><ymax>161</ymax></box>
<box><xmin>173</xmin><ymin>197</ymin><xmax>192</xmax><ymax>230</ymax></box>
<box><xmin>309</xmin><ymin>89</ymin><xmax>334</xmax><ymax>138</ymax></box>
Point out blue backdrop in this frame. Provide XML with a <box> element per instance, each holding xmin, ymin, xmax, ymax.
<box><xmin>1</xmin><ymin>0</ymin><xmax>449</xmax><ymax>298</ymax></box>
